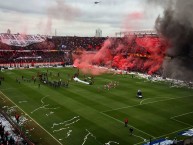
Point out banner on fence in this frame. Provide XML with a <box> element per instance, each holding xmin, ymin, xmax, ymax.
<box><xmin>0</xmin><ymin>33</ymin><xmax>47</xmax><ymax>47</ymax></box>
<box><xmin>143</xmin><ymin>138</ymin><xmax>173</xmax><ymax>145</ymax></box>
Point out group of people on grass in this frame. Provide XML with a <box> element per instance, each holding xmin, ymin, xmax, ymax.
<box><xmin>38</xmin><ymin>72</ymin><xmax>69</xmax><ymax>88</ymax></box>
<box><xmin>15</xmin><ymin>70</ymin><xmax>70</xmax><ymax>89</ymax></box>
<box><xmin>103</xmin><ymin>81</ymin><xmax>119</xmax><ymax>91</ymax></box>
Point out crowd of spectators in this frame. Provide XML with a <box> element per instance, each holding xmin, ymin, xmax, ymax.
<box><xmin>0</xmin><ymin>126</ymin><xmax>15</xmax><ymax>145</ymax></box>
<box><xmin>0</xmin><ymin>119</ymin><xmax>15</xmax><ymax>145</ymax></box>
<box><xmin>0</xmin><ymin>36</ymin><xmax>106</xmax><ymax>51</ymax></box>
<box><xmin>0</xmin><ymin>51</ymin><xmax>68</xmax><ymax>64</ymax></box>
<box><xmin>0</xmin><ymin>35</ymin><xmax>162</xmax><ymax>65</ymax></box>
<box><xmin>0</xmin><ymin>36</ymin><xmax>107</xmax><ymax>65</ymax></box>
<box><xmin>0</xmin><ymin>42</ymin><xmax>14</xmax><ymax>50</ymax></box>
<box><xmin>52</xmin><ymin>36</ymin><xmax>106</xmax><ymax>51</ymax></box>
<box><xmin>109</xmin><ymin>35</ymin><xmax>164</xmax><ymax>56</ymax></box>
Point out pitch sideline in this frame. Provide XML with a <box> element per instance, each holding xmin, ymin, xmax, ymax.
<box><xmin>0</xmin><ymin>91</ymin><xmax>63</xmax><ymax>145</ymax></box>
<box><xmin>171</xmin><ymin>118</ymin><xmax>193</xmax><ymax>127</ymax></box>
<box><xmin>170</xmin><ymin>111</ymin><xmax>193</xmax><ymax>119</ymax></box>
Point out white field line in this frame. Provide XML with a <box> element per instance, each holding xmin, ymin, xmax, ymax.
<box><xmin>133</xmin><ymin>126</ymin><xmax>192</xmax><ymax>145</ymax></box>
<box><xmin>171</xmin><ymin>118</ymin><xmax>193</xmax><ymax>127</ymax></box>
<box><xmin>170</xmin><ymin>111</ymin><xmax>193</xmax><ymax>119</ymax></box>
<box><xmin>0</xmin><ymin>95</ymin><xmax>5</xmax><ymax>102</ymax></box>
<box><xmin>134</xmin><ymin>140</ymin><xmax>148</xmax><ymax>145</ymax></box>
<box><xmin>31</xmin><ymin>96</ymin><xmax>59</xmax><ymax>114</ymax></box>
<box><xmin>82</xmin><ymin>130</ymin><xmax>91</xmax><ymax>145</ymax></box>
<box><xmin>140</xmin><ymin>98</ymin><xmax>151</xmax><ymax>105</ymax></box>
<box><xmin>101</xmin><ymin>96</ymin><xmax>192</xmax><ymax>145</ymax></box>
<box><xmin>105</xmin><ymin>141</ymin><xmax>119</xmax><ymax>145</ymax></box>
<box><xmin>53</xmin><ymin>127</ymin><xmax>70</xmax><ymax>133</ymax></box>
<box><xmin>133</xmin><ymin>134</ymin><xmax>146</xmax><ymax>141</ymax></box>
<box><xmin>65</xmin><ymin>130</ymin><xmax>72</xmax><ymax>138</ymax></box>
<box><xmin>170</xmin><ymin>111</ymin><xmax>193</xmax><ymax>128</ymax></box>
<box><xmin>140</xmin><ymin>97</ymin><xmax>173</xmax><ymax>105</ymax></box>
<box><xmin>82</xmin><ymin>129</ymin><xmax>103</xmax><ymax>145</ymax></box>
<box><xmin>100</xmin><ymin>112</ymin><xmax>155</xmax><ymax>138</ymax></box>
<box><xmin>102</xmin><ymin>95</ymin><xmax>192</xmax><ymax>113</ymax></box>
<box><xmin>18</xmin><ymin>101</ymin><xmax>28</xmax><ymax>104</ymax></box>
<box><xmin>0</xmin><ymin>91</ymin><xmax>63</xmax><ymax>145</ymax></box>
<box><xmin>51</xmin><ymin>116</ymin><xmax>80</xmax><ymax>129</ymax></box>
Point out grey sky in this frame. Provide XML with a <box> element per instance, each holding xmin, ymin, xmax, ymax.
<box><xmin>0</xmin><ymin>0</ymin><xmax>164</xmax><ymax>36</ymax></box>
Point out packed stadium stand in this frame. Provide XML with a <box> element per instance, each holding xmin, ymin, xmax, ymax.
<box><xmin>0</xmin><ymin>34</ymin><xmax>109</xmax><ymax>66</ymax></box>
<box><xmin>0</xmin><ymin>33</ymin><xmax>164</xmax><ymax>72</ymax></box>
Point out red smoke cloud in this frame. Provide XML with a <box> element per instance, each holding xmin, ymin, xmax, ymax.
<box><xmin>73</xmin><ymin>36</ymin><xmax>167</xmax><ymax>75</ymax></box>
<box><xmin>128</xmin><ymin>12</ymin><xmax>144</xmax><ymax>20</ymax></box>
<box><xmin>73</xmin><ymin>40</ymin><xmax>113</xmax><ymax>75</ymax></box>
<box><xmin>72</xmin><ymin>9</ymin><xmax>167</xmax><ymax>76</ymax></box>
<box><xmin>123</xmin><ymin>11</ymin><xmax>144</xmax><ymax>30</ymax></box>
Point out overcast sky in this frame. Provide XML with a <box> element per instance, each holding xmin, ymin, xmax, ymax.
<box><xmin>0</xmin><ymin>0</ymin><xmax>164</xmax><ymax>36</ymax></box>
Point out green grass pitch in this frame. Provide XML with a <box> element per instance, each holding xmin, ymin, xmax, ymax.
<box><xmin>0</xmin><ymin>67</ymin><xmax>193</xmax><ymax>145</ymax></box>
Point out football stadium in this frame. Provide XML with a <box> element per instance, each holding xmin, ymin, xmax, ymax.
<box><xmin>0</xmin><ymin>0</ymin><xmax>193</xmax><ymax>145</ymax></box>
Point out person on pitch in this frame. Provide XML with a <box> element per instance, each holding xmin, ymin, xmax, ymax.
<box><xmin>124</xmin><ymin>118</ymin><xmax>128</xmax><ymax>127</ymax></box>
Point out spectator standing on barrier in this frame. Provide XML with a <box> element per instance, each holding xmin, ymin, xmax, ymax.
<box><xmin>15</xmin><ymin>113</ymin><xmax>20</xmax><ymax>124</ymax></box>
<box><xmin>173</xmin><ymin>137</ymin><xmax>177</xmax><ymax>145</ymax></box>
<box><xmin>0</xmin><ymin>124</ymin><xmax>5</xmax><ymax>139</ymax></box>
<box><xmin>5</xmin><ymin>131</ymin><xmax>9</xmax><ymax>141</ymax></box>
<box><xmin>9</xmin><ymin>136</ymin><xmax>15</xmax><ymax>145</ymax></box>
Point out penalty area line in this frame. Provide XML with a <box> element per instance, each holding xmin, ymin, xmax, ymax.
<box><xmin>170</xmin><ymin>111</ymin><xmax>193</xmax><ymax>119</ymax></box>
<box><xmin>139</xmin><ymin>97</ymin><xmax>174</xmax><ymax>105</ymax></box>
<box><xmin>171</xmin><ymin>118</ymin><xmax>193</xmax><ymax>127</ymax></box>
<box><xmin>0</xmin><ymin>91</ymin><xmax>63</xmax><ymax>145</ymax></box>
<box><xmin>133</xmin><ymin>134</ymin><xmax>146</xmax><ymax>141</ymax></box>
<box><xmin>100</xmin><ymin>112</ymin><xmax>155</xmax><ymax>139</ymax></box>
<box><xmin>102</xmin><ymin>95</ymin><xmax>193</xmax><ymax>113</ymax></box>
<box><xmin>170</xmin><ymin>111</ymin><xmax>193</xmax><ymax>127</ymax></box>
